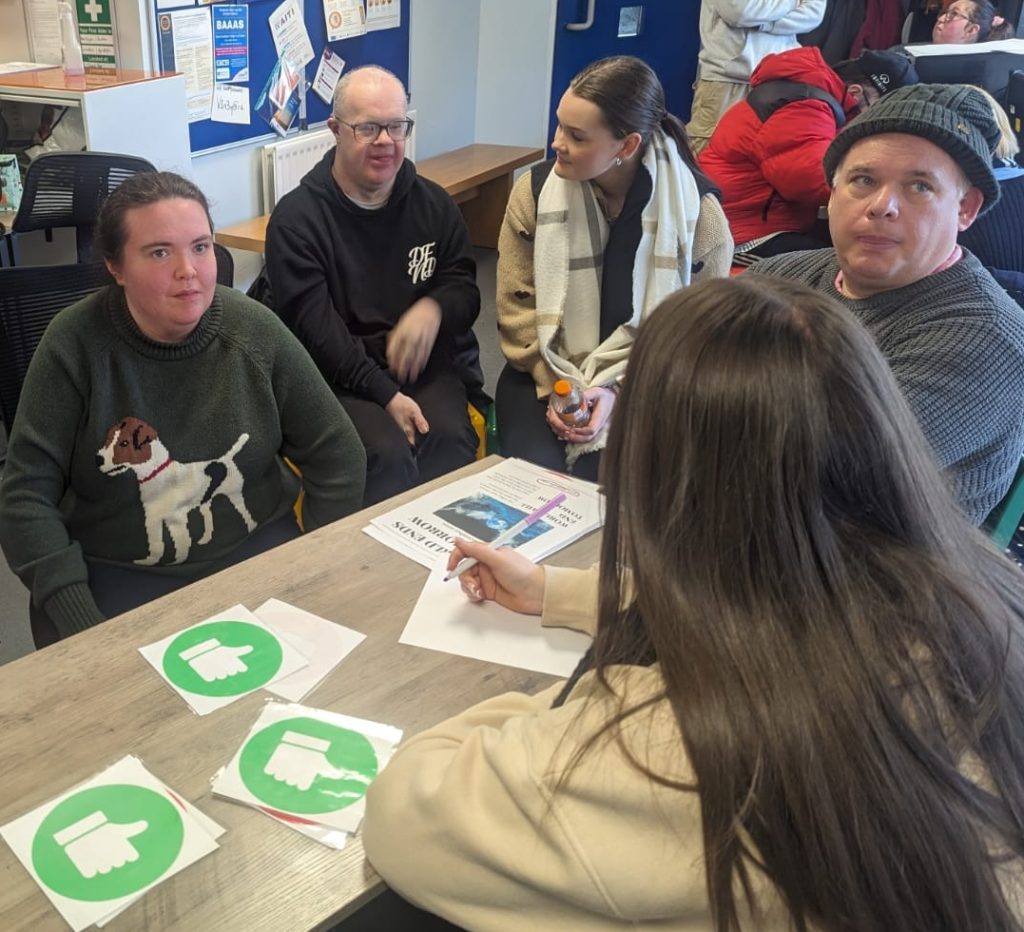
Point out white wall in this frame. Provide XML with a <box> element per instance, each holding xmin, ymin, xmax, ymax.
<box><xmin>408</xmin><ymin>0</ymin><xmax>480</xmax><ymax>159</ymax></box>
<box><xmin>474</xmin><ymin>0</ymin><xmax>556</xmax><ymax>150</ymax></box>
<box><xmin>0</xmin><ymin>0</ymin><xmax>31</xmax><ymax>61</ymax></box>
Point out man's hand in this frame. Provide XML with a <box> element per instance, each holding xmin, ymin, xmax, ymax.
<box><xmin>386</xmin><ymin>392</ymin><xmax>430</xmax><ymax>445</ymax></box>
<box><xmin>387</xmin><ymin>298</ymin><xmax>442</xmax><ymax>384</ymax></box>
<box><xmin>446</xmin><ymin>537</ymin><xmax>546</xmax><ymax>615</ymax></box>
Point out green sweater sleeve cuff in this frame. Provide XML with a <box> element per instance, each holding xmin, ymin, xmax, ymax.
<box><xmin>541</xmin><ymin>565</ymin><xmax>599</xmax><ymax>637</ymax></box>
<box><xmin>44</xmin><ymin>584</ymin><xmax>105</xmax><ymax>639</ymax></box>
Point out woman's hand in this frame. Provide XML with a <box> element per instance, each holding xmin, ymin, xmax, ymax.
<box><xmin>546</xmin><ymin>386</ymin><xmax>616</xmax><ymax>444</ymax></box>
<box><xmin>446</xmin><ymin>537</ymin><xmax>546</xmax><ymax>615</ymax></box>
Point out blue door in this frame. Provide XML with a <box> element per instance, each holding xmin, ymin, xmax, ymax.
<box><xmin>547</xmin><ymin>0</ymin><xmax>702</xmax><ymax>147</ymax></box>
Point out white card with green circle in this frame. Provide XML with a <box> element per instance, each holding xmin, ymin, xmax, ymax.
<box><xmin>212</xmin><ymin>702</ymin><xmax>403</xmax><ymax>835</ymax></box>
<box><xmin>138</xmin><ymin>604</ymin><xmax>309</xmax><ymax>715</ymax></box>
<box><xmin>0</xmin><ymin>755</ymin><xmax>222</xmax><ymax>932</ymax></box>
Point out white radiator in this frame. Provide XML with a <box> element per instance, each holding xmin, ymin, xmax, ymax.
<box><xmin>259</xmin><ymin>111</ymin><xmax>417</xmax><ymax>212</ymax></box>
<box><xmin>261</xmin><ymin>127</ymin><xmax>336</xmax><ymax>211</ymax></box>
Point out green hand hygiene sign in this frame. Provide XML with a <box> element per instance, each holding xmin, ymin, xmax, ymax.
<box><xmin>239</xmin><ymin>717</ymin><xmax>379</xmax><ymax>814</ymax></box>
<box><xmin>31</xmin><ymin>784</ymin><xmax>183</xmax><ymax>901</ymax></box>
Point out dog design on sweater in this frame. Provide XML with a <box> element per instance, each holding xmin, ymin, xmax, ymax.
<box><xmin>96</xmin><ymin>416</ymin><xmax>257</xmax><ymax>565</ymax></box>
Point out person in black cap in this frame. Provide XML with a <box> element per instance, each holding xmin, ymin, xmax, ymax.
<box><xmin>752</xmin><ymin>83</ymin><xmax>1024</xmax><ymax>526</ymax></box>
<box><xmin>700</xmin><ymin>46</ymin><xmax>919</xmax><ymax>260</ymax></box>
<box><xmin>832</xmin><ymin>48</ymin><xmax>921</xmax><ymax>109</ymax></box>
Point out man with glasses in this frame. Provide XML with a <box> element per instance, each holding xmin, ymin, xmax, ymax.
<box><xmin>266</xmin><ymin>65</ymin><xmax>484</xmax><ymax>506</ymax></box>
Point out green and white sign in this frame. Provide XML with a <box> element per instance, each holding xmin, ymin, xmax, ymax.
<box><xmin>33</xmin><ymin>784</ymin><xmax>183</xmax><ymax>900</ymax></box>
<box><xmin>74</xmin><ymin>0</ymin><xmax>117</xmax><ymax>72</ymax></box>
<box><xmin>139</xmin><ymin>605</ymin><xmax>309</xmax><ymax>715</ymax></box>
<box><xmin>0</xmin><ymin>756</ymin><xmax>222</xmax><ymax>931</ymax></box>
<box><xmin>213</xmin><ymin>702</ymin><xmax>403</xmax><ymax>836</ymax></box>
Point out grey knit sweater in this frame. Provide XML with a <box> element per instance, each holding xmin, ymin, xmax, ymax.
<box><xmin>752</xmin><ymin>248</ymin><xmax>1024</xmax><ymax>525</ymax></box>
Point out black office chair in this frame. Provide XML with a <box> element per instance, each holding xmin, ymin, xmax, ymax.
<box><xmin>214</xmin><ymin>242</ymin><xmax>234</xmax><ymax>287</ymax></box>
<box><xmin>0</xmin><ymin>261</ymin><xmax>113</xmax><ymax>430</ymax></box>
<box><xmin>3</xmin><ymin>151</ymin><xmax>156</xmax><ymax>265</ymax></box>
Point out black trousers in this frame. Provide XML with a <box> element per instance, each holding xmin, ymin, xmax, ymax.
<box><xmin>494</xmin><ymin>364</ymin><xmax>601</xmax><ymax>482</ymax></box>
<box><xmin>29</xmin><ymin>514</ymin><xmax>301</xmax><ymax>649</ymax></box>
<box><xmin>338</xmin><ymin>367</ymin><xmax>478</xmax><ymax>507</ymax></box>
<box><xmin>334</xmin><ymin>888</ymin><xmax>464</xmax><ymax>931</ymax></box>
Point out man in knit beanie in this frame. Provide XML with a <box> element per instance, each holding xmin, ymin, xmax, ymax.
<box><xmin>753</xmin><ymin>83</ymin><xmax>1024</xmax><ymax>526</ymax></box>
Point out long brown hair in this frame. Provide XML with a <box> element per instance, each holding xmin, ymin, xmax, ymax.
<box><xmin>592</xmin><ymin>275</ymin><xmax>1024</xmax><ymax>931</ymax></box>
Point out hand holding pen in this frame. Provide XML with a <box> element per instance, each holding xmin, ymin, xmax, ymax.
<box><xmin>444</xmin><ymin>493</ymin><xmax>567</xmax><ymax>582</ymax></box>
<box><xmin>445</xmin><ymin>537</ymin><xmax>546</xmax><ymax>615</ymax></box>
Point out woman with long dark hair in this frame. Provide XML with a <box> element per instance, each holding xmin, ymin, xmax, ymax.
<box><xmin>494</xmin><ymin>55</ymin><xmax>732</xmax><ymax>481</ymax></box>
<box><xmin>363</xmin><ymin>275</ymin><xmax>1024</xmax><ymax>930</ymax></box>
<box><xmin>932</xmin><ymin>0</ymin><xmax>1014</xmax><ymax>42</ymax></box>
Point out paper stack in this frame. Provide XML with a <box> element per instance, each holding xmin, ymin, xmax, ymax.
<box><xmin>138</xmin><ymin>601</ymin><xmax>365</xmax><ymax>715</ymax></box>
<box><xmin>1</xmin><ymin>755</ymin><xmax>223</xmax><ymax>931</ymax></box>
<box><xmin>364</xmin><ymin>457</ymin><xmax>604</xmax><ymax>569</ymax></box>
<box><xmin>211</xmin><ymin>702</ymin><xmax>402</xmax><ymax>849</ymax></box>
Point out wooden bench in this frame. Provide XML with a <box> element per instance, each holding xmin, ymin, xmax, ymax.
<box><xmin>216</xmin><ymin>142</ymin><xmax>543</xmax><ymax>253</ymax></box>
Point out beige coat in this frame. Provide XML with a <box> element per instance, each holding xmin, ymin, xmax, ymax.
<box><xmin>362</xmin><ymin>565</ymin><xmax>796</xmax><ymax>931</ymax></box>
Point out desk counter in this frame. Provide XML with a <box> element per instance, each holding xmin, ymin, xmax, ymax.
<box><xmin>0</xmin><ymin>457</ymin><xmax>599</xmax><ymax>931</ymax></box>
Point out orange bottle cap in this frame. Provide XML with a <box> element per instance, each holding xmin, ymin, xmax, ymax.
<box><xmin>553</xmin><ymin>379</ymin><xmax>572</xmax><ymax>395</ymax></box>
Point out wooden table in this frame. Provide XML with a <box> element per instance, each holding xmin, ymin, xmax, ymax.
<box><xmin>0</xmin><ymin>458</ymin><xmax>599</xmax><ymax>931</ymax></box>
<box><xmin>216</xmin><ymin>143</ymin><xmax>543</xmax><ymax>253</ymax></box>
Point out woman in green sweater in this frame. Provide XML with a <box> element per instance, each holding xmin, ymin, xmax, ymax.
<box><xmin>0</xmin><ymin>172</ymin><xmax>366</xmax><ymax>647</ymax></box>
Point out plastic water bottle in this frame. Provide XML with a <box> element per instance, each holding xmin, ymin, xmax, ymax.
<box><xmin>59</xmin><ymin>2</ymin><xmax>85</xmax><ymax>77</ymax></box>
<box><xmin>549</xmin><ymin>379</ymin><xmax>591</xmax><ymax>428</ymax></box>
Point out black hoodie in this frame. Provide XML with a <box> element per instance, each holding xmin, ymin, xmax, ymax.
<box><xmin>265</xmin><ymin>150</ymin><xmax>484</xmax><ymax>408</ymax></box>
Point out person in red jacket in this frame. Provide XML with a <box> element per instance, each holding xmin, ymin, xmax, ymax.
<box><xmin>700</xmin><ymin>46</ymin><xmax>918</xmax><ymax>260</ymax></box>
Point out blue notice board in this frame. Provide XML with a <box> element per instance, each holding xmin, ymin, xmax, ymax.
<box><xmin>155</xmin><ymin>0</ymin><xmax>410</xmax><ymax>154</ymax></box>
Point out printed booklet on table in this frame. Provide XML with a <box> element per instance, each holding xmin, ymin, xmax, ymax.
<box><xmin>364</xmin><ymin>458</ymin><xmax>603</xmax><ymax>568</ymax></box>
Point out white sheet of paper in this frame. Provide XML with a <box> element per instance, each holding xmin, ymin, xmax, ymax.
<box><xmin>0</xmin><ymin>756</ymin><xmax>220</xmax><ymax>932</ymax></box>
<box><xmin>323</xmin><ymin>0</ymin><xmax>366</xmax><ymax>41</ymax></box>
<box><xmin>0</xmin><ymin>61</ymin><xmax>55</xmax><ymax>75</ymax></box>
<box><xmin>312</xmin><ymin>47</ymin><xmax>345</xmax><ymax>105</ymax></box>
<box><xmin>211</xmin><ymin>83</ymin><xmax>250</xmax><ymax>123</ymax></box>
<box><xmin>401</xmin><ymin>562</ymin><xmax>590</xmax><ymax>676</ymax></box>
<box><xmin>170</xmin><ymin>8</ymin><xmax>215</xmax><ymax>122</ymax></box>
<box><xmin>254</xmin><ymin>598</ymin><xmax>365</xmax><ymax>701</ymax></box>
<box><xmin>25</xmin><ymin>0</ymin><xmax>62</xmax><ymax>63</ymax></box>
<box><xmin>211</xmin><ymin>702</ymin><xmax>402</xmax><ymax>836</ymax></box>
<box><xmin>138</xmin><ymin>604</ymin><xmax>309</xmax><ymax>716</ymax></box>
<box><xmin>365</xmin><ymin>0</ymin><xmax>400</xmax><ymax>31</ymax></box>
<box><xmin>269</xmin><ymin>0</ymin><xmax>315</xmax><ymax>68</ymax></box>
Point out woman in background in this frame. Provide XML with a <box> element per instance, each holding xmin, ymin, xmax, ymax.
<box><xmin>363</xmin><ymin>275</ymin><xmax>1024</xmax><ymax>931</ymax></box>
<box><xmin>959</xmin><ymin>85</ymin><xmax>1024</xmax><ymax>273</ymax></box>
<box><xmin>0</xmin><ymin>172</ymin><xmax>366</xmax><ymax>647</ymax></box>
<box><xmin>495</xmin><ymin>55</ymin><xmax>731</xmax><ymax>481</ymax></box>
<box><xmin>932</xmin><ymin>0</ymin><xmax>1014</xmax><ymax>42</ymax></box>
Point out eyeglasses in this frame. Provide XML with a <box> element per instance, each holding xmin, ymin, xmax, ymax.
<box><xmin>333</xmin><ymin>118</ymin><xmax>415</xmax><ymax>142</ymax></box>
<box><xmin>937</xmin><ymin>9</ymin><xmax>973</xmax><ymax>23</ymax></box>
